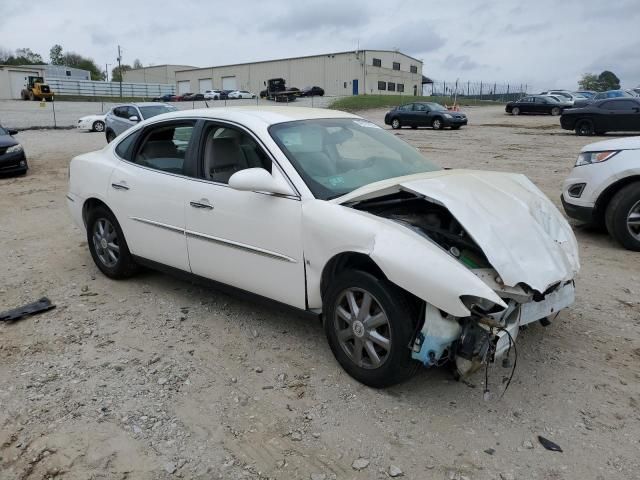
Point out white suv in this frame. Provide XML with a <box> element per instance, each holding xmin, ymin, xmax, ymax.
<box><xmin>562</xmin><ymin>136</ymin><xmax>640</xmax><ymax>250</ymax></box>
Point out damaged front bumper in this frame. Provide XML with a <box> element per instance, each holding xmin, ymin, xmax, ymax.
<box><xmin>411</xmin><ymin>278</ymin><xmax>575</xmax><ymax>376</ymax></box>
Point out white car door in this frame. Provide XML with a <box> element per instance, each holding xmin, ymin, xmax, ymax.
<box><xmin>184</xmin><ymin>122</ymin><xmax>306</xmax><ymax>308</ymax></box>
<box><xmin>107</xmin><ymin>120</ymin><xmax>198</xmax><ymax>271</ymax></box>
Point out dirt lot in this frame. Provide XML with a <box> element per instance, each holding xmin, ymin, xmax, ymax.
<box><xmin>1</xmin><ymin>105</ymin><xmax>638</xmax><ymax>480</ymax></box>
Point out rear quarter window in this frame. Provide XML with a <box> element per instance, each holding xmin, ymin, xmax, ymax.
<box><xmin>115</xmin><ymin>132</ymin><xmax>138</xmax><ymax>160</ymax></box>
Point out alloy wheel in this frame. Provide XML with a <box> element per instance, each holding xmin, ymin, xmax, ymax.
<box><xmin>391</xmin><ymin>119</ymin><xmax>400</xmax><ymax>129</ymax></box>
<box><xmin>627</xmin><ymin>200</ymin><xmax>640</xmax><ymax>241</ymax></box>
<box><xmin>92</xmin><ymin>218</ymin><xmax>120</xmax><ymax>268</ymax></box>
<box><xmin>334</xmin><ymin>288</ymin><xmax>391</xmax><ymax>369</ymax></box>
<box><xmin>94</xmin><ymin>121</ymin><xmax>105</xmax><ymax>132</ymax></box>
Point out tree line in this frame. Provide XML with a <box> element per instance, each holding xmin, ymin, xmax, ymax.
<box><xmin>0</xmin><ymin>45</ymin><xmax>142</xmax><ymax>82</ymax></box>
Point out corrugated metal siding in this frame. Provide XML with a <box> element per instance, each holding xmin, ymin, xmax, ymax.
<box><xmin>45</xmin><ymin>78</ymin><xmax>175</xmax><ymax>97</ymax></box>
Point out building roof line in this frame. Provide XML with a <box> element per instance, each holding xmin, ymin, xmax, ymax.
<box><xmin>174</xmin><ymin>49</ymin><xmax>423</xmax><ymax>73</ymax></box>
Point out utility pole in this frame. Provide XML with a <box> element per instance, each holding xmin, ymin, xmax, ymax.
<box><xmin>117</xmin><ymin>45</ymin><xmax>123</xmax><ymax>99</ymax></box>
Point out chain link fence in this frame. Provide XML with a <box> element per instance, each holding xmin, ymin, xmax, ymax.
<box><xmin>426</xmin><ymin>80</ymin><xmax>535</xmax><ymax>102</ymax></box>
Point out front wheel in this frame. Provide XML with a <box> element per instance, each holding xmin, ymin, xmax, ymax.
<box><xmin>511</xmin><ymin>107</ymin><xmax>520</xmax><ymax>116</ymax></box>
<box><xmin>93</xmin><ymin>121</ymin><xmax>105</xmax><ymax>132</ymax></box>
<box><xmin>432</xmin><ymin>117</ymin><xmax>444</xmax><ymax>130</ymax></box>
<box><xmin>391</xmin><ymin>118</ymin><xmax>401</xmax><ymax>129</ymax></box>
<box><xmin>575</xmin><ymin>120</ymin><xmax>594</xmax><ymax>136</ymax></box>
<box><xmin>605</xmin><ymin>182</ymin><xmax>640</xmax><ymax>251</ymax></box>
<box><xmin>324</xmin><ymin>270</ymin><xmax>420</xmax><ymax>388</ymax></box>
<box><xmin>87</xmin><ymin>206</ymin><xmax>138</xmax><ymax>278</ymax></box>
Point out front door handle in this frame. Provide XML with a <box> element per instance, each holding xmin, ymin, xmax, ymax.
<box><xmin>190</xmin><ymin>200</ymin><xmax>213</xmax><ymax>210</ymax></box>
<box><xmin>111</xmin><ymin>182</ymin><xmax>129</xmax><ymax>191</ymax></box>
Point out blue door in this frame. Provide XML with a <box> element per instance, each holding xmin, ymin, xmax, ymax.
<box><xmin>352</xmin><ymin>79</ymin><xmax>359</xmax><ymax>96</ymax></box>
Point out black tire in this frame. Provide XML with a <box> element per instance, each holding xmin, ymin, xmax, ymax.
<box><xmin>431</xmin><ymin>117</ymin><xmax>444</xmax><ymax>130</ymax></box>
<box><xmin>575</xmin><ymin>120</ymin><xmax>594</xmax><ymax>136</ymax></box>
<box><xmin>511</xmin><ymin>106</ymin><xmax>520</xmax><ymax>116</ymax></box>
<box><xmin>323</xmin><ymin>270</ymin><xmax>420</xmax><ymax>388</ymax></box>
<box><xmin>605</xmin><ymin>182</ymin><xmax>640</xmax><ymax>251</ymax></box>
<box><xmin>86</xmin><ymin>206</ymin><xmax>138</xmax><ymax>278</ymax></box>
<box><xmin>93</xmin><ymin>121</ymin><xmax>105</xmax><ymax>132</ymax></box>
<box><xmin>106</xmin><ymin>130</ymin><xmax>116</xmax><ymax>143</ymax></box>
<box><xmin>391</xmin><ymin>118</ymin><xmax>401</xmax><ymax>129</ymax></box>
<box><xmin>411</xmin><ymin>125</ymin><xmax>418</xmax><ymax>129</ymax></box>
<box><xmin>551</xmin><ymin>107</ymin><xmax>561</xmax><ymax>116</ymax></box>
<box><xmin>29</xmin><ymin>91</ymin><xmax>35</xmax><ymax>101</ymax></box>
<box><xmin>595</xmin><ymin>130</ymin><xmax>607</xmax><ymax>136</ymax></box>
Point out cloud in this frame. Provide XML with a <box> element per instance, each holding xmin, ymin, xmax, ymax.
<box><xmin>443</xmin><ymin>54</ymin><xmax>482</xmax><ymax>71</ymax></box>
<box><xmin>504</xmin><ymin>23</ymin><xmax>548</xmax><ymax>35</ymax></box>
<box><xmin>368</xmin><ymin>22</ymin><xmax>445</xmax><ymax>56</ymax></box>
<box><xmin>262</xmin><ymin>1</ymin><xmax>371</xmax><ymax>36</ymax></box>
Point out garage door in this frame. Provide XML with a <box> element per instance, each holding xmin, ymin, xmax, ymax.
<box><xmin>222</xmin><ymin>76</ymin><xmax>236</xmax><ymax>90</ymax></box>
<box><xmin>10</xmin><ymin>70</ymin><xmax>38</xmax><ymax>99</ymax></box>
<box><xmin>177</xmin><ymin>81</ymin><xmax>191</xmax><ymax>94</ymax></box>
<box><xmin>199</xmin><ymin>78</ymin><xmax>212</xmax><ymax>93</ymax></box>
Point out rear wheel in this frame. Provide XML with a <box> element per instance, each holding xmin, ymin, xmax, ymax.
<box><xmin>511</xmin><ymin>107</ymin><xmax>520</xmax><ymax>116</ymax></box>
<box><xmin>324</xmin><ymin>270</ymin><xmax>420</xmax><ymax>388</ymax></box>
<box><xmin>575</xmin><ymin>120</ymin><xmax>594</xmax><ymax>136</ymax></box>
<box><xmin>551</xmin><ymin>107</ymin><xmax>561</xmax><ymax>116</ymax></box>
<box><xmin>432</xmin><ymin>117</ymin><xmax>444</xmax><ymax>130</ymax></box>
<box><xmin>86</xmin><ymin>206</ymin><xmax>138</xmax><ymax>278</ymax></box>
<box><xmin>391</xmin><ymin>118</ymin><xmax>401</xmax><ymax>129</ymax></box>
<box><xmin>605</xmin><ymin>182</ymin><xmax>640</xmax><ymax>251</ymax></box>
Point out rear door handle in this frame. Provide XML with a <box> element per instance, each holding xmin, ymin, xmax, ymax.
<box><xmin>190</xmin><ymin>200</ymin><xmax>213</xmax><ymax>210</ymax></box>
<box><xmin>111</xmin><ymin>182</ymin><xmax>129</xmax><ymax>191</ymax></box>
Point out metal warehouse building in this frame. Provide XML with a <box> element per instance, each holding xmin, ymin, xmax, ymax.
<box><xmin>123</xmin><ymin>64</ymin><xmax>196</xmax><ymax>85</ymax></box>
<box><xmin>0</xmin><ymin>65</ymin><xmax>46</xmax><ymax>100</ymax></box>
<box><xmin>174</xmin><ymin>50</ymin><xmax>423</xmax><ymax>97</ymax></box>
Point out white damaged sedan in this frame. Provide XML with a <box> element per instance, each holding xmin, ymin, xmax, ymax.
<box><xmin>67</xmin><ymin>107</ymin><xmax>579</xmax><ymax>387</ymax></box>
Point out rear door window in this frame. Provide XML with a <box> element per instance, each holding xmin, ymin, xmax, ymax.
<box><xmin>131</xmin><ymin>121</ymin><xmax>196</xmax><ymax>175</ymax></box>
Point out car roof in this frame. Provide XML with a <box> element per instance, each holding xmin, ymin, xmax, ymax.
<box><xmin>154</xmin><ymin>106</ymin><xmax>360</xmax><ymax>126</ymax></box>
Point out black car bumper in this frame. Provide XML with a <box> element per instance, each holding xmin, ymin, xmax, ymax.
<box><xmin>443</xmin><ymin>117</ymin><xmax>468</xmax><ymax>127</ymax></box>
<box><xmin>384</xmin><ymin>113</ymin><xmax>391</xmax><ymax>125</ymax></box>
<box><xmin>561</xmin><ymin>194</ymin><xmax>593</xmax><ymax>223</ymax></box>
<box><xmin>0</xmin><ymin>150</ymin><xmax>28</xmax><ymax>175</ymax></box>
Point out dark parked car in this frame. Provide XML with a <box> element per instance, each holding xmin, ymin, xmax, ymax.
<box><xmin>573</xmin><ymin>89</ymin><xmax>634</xmax><ymax>108</ymax></box>
<box><xmin>384</xmin><ymin>102</ymin><xmax>467</xmax><ymax>130</ymax></box>
<box><xmin>300</xmin><ymin>86</ymin><xmax>325</xmax><ymax>97</ymax></box>
<box><xmin>152</xmin><ymin>93</ymin><xmax>176</xmax><ymax>102</ymax></box>
<box><xmin>505</xmin><ymin>95</ymin><xmax>571</xmax><ymax>115</ymax></box>
<box><xmin>182</xmin><ymin>93</ymin><xmax>205</xmax><ymax>101</ymax></box>
<box><xmin>560</xmin><ymin>98</ymin><xmax>640</xmax><ymax>136</ymax></box>
<box><xmin>0</xmin><ymin>126</ymin><xmax>27</xmax><ymax>176</ymax></box>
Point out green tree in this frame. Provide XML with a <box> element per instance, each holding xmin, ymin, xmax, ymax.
<box><xmin>15</xmin><ymin>48</ymin><xmax>44</xmax><ymax>64</ymax></box>
<box><xmin>597</xmin><ymin>70</ymin><xmax>620</xmax><ymax>91</ymax></box>
<box><xmin>578</xmin><ymin>70</ymin><xmax>621</xmax><ymax>91</ymax></box>
<box><xmin>49</xmin><ymin>44</ymin><xmax>64</xmax><ymax>65</ymax></box>
<box><xmin>111</xmin><ymin>64</ymin><xmax>132</xmax><ymax>82</ymax></box>
<box><xmin>578</xmin><ymin>73</ymin><xmax>600</xmax><ymax>91</ymax></box>
<box><xmin>63</xmin><ymin>52</ymin><xmax>105</xmax><ymax>80</ymax></box>
<box><xmin>133</xmin><ymin>58</ymin><xmax>143</xmax><ymax>69</ymax></box>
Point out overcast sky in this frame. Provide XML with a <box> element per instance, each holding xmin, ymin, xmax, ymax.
<box><xmin>2</xmin><ymin>0</ymin><xmax>639</xmax><ymax>90</ymax></box>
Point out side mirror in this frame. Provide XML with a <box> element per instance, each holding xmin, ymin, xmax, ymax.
<box><xmin>129</xmin><ymin>115</ymin><xmax>140</xmax><ymax>122</ymax></box>
<box><xmin>8</xmin><ymin>129</ymin><xmax>18</xmax><ymax>135</ymax></box>
<box><xmin>229</xmin><ymin>168</ymin><xmax>294</xmax><ymax>196</ymax></box>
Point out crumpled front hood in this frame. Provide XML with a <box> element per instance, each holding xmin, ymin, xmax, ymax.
<box><xmin>339</xmin><ymin>170</ymin><xmax>580</xmax><ymax>293</ymax></box>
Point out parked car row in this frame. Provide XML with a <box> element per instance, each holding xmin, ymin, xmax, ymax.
<box><xmin>152</xmin><ymin>90</ymin><xmax>258</xmax><ymax>102</ymax></box>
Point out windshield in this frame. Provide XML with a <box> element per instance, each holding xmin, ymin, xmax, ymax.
<box><xmin>427</xmin><ymin>103</ymin><xmax>447</xmax><ymax>111</ymax></box>
<box><xmin>270</xmin><ymin>118</ymin><xmax>441</xmax><ymax>200</ymax></box>
<box><xmin>139</xmin><ymin>105</ymin><xmax>177</xmax><ymax>119</ymax></box>
<box><xmin>0</xmin><ymin>126</ymin><xmax>7</xmax><ymax>136</ymax></box>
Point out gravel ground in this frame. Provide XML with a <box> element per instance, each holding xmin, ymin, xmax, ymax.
<box><xmin>0</xmin><ymin>96</ymin><xmax>335</xmax><ymax>130</ymax></box>
<box><xmin>0</xmin><ymin>106</ymin><xmax>639</xmax><ymax>480</ymax></box>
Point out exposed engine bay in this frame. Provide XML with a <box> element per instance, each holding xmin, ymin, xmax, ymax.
<box><xmin>351</xmin><ymin>190</ymin><xmax>575</xmax><ymax>393</ymax></box>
